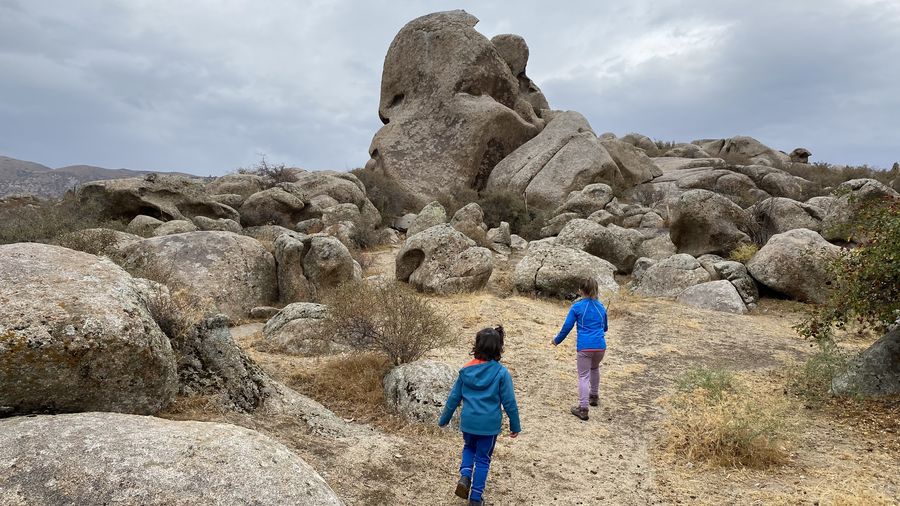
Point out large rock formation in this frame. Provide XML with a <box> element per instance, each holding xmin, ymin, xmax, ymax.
<box><xmin>676</xmin><ymin>280</ymin><xmax>748</xmax><ymax>314</ymax></box>
<box><xmin>746</xmin><ymin>228</ymin><xmax>841</xmax><ymax>303</ymax></box>
<box><xmin>77</xmin><ymin>174</ymin><xmax>239</xmax><ymax>222</ymax></box>
<box><xmin>693</xmin><ymin>136</ymin><xmax>790</xmax><ymax>169</ymax></box>
<box><xmin>122</xmin><ymin>231</ymin><xmax>278</xmax><ymax>317</ymax></box>
<box><xmin>0</xmin><ymin>412</ymin><xmax>344</xmax><ymax>505</ymax></box>
<box><xmin>262</xmin><ymin>303</ymin><xmax>331</xmax><ymax>355</ymax></box>
<box><xmin>273</xmin><ymin>234</ymin><xmax>361</xmax><ymax>302</ymax></box>
<box><xmin>383</xmin><ymin>360</ymin><xmax>457</xmax><ymax>425</ymax></box>
<box><xmin>819</xmin><ymin>178</ymin><xmax>899</xmax><ymax>241</ymax></box>
<box><xmin>831</xmin><ymin>327</ymin><xmax>900</xmax><ymax>397</ymax></box>
<box><xmin>364</xmin><ymin>10</ymin><xmax>544</xmax><ymax>201</ymax></box>
<box><xmin>632</xmin><ymin>254</ymin><xmax>711</xmax><ymax>298</ymax></box>
<box><xmin>0</xmin><ymin>243</ymin><xmax>177</xmax><ymax>416</ymax></box>
<box><xmin>514</xmin><ymin>240</ymin><xmax>618</xmax><ymax>299</ymax></box>
<box><xmin>395</xmin><ymin>224</ymin><xmax>493</xmax><ymax>294</ymax></box>
<box><xmin>669</xmin><ymin>189</ymin><xmax>754</xmax><ymax>256</ymax></box>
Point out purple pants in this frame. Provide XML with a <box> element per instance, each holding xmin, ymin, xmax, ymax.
<box><xmin>577</xmin><ymin>350</ymin><xmax>605</xmax><ymax>408</ymax></box>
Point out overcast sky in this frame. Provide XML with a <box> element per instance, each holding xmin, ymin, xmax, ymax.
<box><xmin>1</xmin><ymin>0</ymin><xmax>898</xmax><ymax>175</ymax></box>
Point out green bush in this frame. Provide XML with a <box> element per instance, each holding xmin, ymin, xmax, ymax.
<box><xmin>796</xmin><ymin>197</ymin><xmax>900</xmax><ymax>342</ymax></box>
<box><xmin>788</xmin><ymin>341</ymin><xmax>851</xmax><ymax>407</ymax></box>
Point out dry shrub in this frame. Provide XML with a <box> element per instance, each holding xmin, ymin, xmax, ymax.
<box><xmin>320</xmin><ymin>281</ymin><xmax>454</xmax><ymax>365</ymax></box>
<box><xmin>350</xmin><ymin>249</ymin><xmax>376</xmax><ymax>275</ymax></box>
<box><xmin>127</xmin><ymin>261</ymin><xmax>215</xmax><ymax>345</ymax></box>
<box><xmin>435</xmin><ymin>185</ymin><xmax>480</xmax><ymax>217</ymax></box>
<box><xmin>675</xmin><ymin>367</ymin><xmax>735</xmax><ymax>400</ymax></box>
<box><xmin>784</xmin><ymin>161</ymin><xmax>894</xmax><ymax>189</ymax></box>
<box><xmin>787</xmin><ymin>341</ymin><xmax>852</xmax><ymax>407</ymax></box>
<box><xmin>0</xmin><ymin>193</ymin><xmax>126</xmax><ymax>245</ymax></box>
<box><xmin>55</xmin><ymin>228</ymin><xmax>123</xmax><ymax>259</ymax></box>
<box><xmin>236</xmin><ymin>155</ymin><xmax>298</xmax><ymax>187</ymax></box>
<box><xmin>728</xmin><ymin>243</ymin><xmax>759</xmax><ymax>263</ymax></box>
<box><xmin>288</xmin><ymin>352</ymin><xmax>393</xmax><ymax>422</ymax></box>
<box><xmin>664</xmin><ymin>369</ymin><xmax>790</xmax><ymax>468</ymax></box>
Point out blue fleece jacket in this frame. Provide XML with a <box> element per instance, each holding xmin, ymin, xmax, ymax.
<box><xmin>438</xmin><ymin>360</ymin><xmax>521</xmax><ymax>435</ymax></box>
<box><xmin>554</xmin><ymin>297</ymin><xmax>608</xmax><ymax>351</ymax></box>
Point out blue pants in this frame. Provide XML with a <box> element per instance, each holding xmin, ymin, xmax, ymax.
<box><xmin>459</xmin><ymin>432</ymin><xmax>498</xmax><ymax>502</ymax></box>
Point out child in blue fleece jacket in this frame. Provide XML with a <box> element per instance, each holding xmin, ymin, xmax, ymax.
<box><xmin>551</xmin><ymin>277</ymin><xmax>608</xmax><ymax>421</ymax></box>
<box><xmin>439</xmin><ymin>325</ymin><xmax>520</xmax><ymax>506</ymax></box>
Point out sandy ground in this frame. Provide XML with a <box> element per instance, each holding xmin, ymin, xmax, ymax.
<box><xmin>220</xmin><ymin>247</ymin><xmax>898</xmax><ymax>505</ymax></box>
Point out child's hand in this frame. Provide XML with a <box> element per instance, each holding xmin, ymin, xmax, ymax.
<box><xmin>510</xmin><ymin>432</ymin><xmax>519</xmax><ymax>438</ymax></box>
<box><xmin>549</xmin><ymin>338</ymin><xmax>557</xmax><ymax>347</ymax></box>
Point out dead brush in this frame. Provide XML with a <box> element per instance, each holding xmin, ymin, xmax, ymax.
<box><xmin>663</xmin><ymin>369</ymin><xmax>791</xmax><ymax>469</ymax></box>
<box><xmin>288</xmin><ymin>352</ymin><xmax>393</xmax><ymax>422</ymax></box>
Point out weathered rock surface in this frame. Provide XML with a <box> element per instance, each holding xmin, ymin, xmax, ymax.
<box><xmin>450</xmin><ymin>202</ymin><xmax>488</xmax><ymax>244</ymax></box>
<box><xmin>632</xmin><ymin>254</ymin><xmax>711</xmax><ymax>298</ymax></box>
<box><xmin>820</xmin><ymin>178</ymin><xmax>899</xmax><ymax>241</ymax></box>
<box><xmin>127</xmin><ymin>214</ymin><xmax>164</xmax><ymax>236</ymax></box>
<box><xmin>205</xmin><ymin>173</ymin><xmax>268</xmax><ymax>198</ymax></box>
<box><xmin>78</xmin><ymin>175</ymin><xmax>239</xmax><ymax>222</ymax></box>
<box><xmin>122</xmin><ymin>231</ymin><xmax>278</xmax><ymax>317</ymax></box>
<box><xmin>486</xmin><ymin>111</ymin><xmax>629</xmax><ymax>208</ymax></box>
<box><xmin>669</xmin><ymin>189</ymin><xmax>754</xmax><ymax>256</ymax></box>
<box><xmin>396</xmin><ymin>224</ymin><xmax>493</xmax><ymax>294</ymax></box>
<box><xmin>273</xmin><ymin>234</ymin><xmax>361</xmax><ymax>302</ymax></box>
<box><xmin>676</xmin><ymin>280</ymin><xmax>748</xmax><ymax>314</ymax></box>
<box><xmin>693</xmin><ymin>136</ymin><xmax>790</xmax><ymax>169</ymax></box>
<box><xmin>514</xmin><ymin>241</ymin><xmax>618</xmax><ymax>299</ymax></box>
<box><xmin>0</xmin><ymin>243</ymin><xmax>177</xmax><ymax>416</ymax></box>
<box><xmin>554</xmin><ymin>183</ymin><xmax>615</xmax><ymax>217</ymax></box>
<box><xmin>407</xmin><ymin>201</ymin><xmax>447</xmax><ymax>237</ymax></box>
<box><xmin>152</xmin><ymin>219</ymin><xmax>198</xmax><ymax>236</ymax></box>
<box><xmin>746</xmin><ymin>228</ymin><xmax>841</xmax><ymax>303</ymax></box>
<box><xmin>239</xmin><ymin>183</ymin><xmax>307</xmax><ymax>228</ymax></box>
<box><xmin>0</xmin><ymin>412</ymin><xmax>344</xmax><ymax>506</ymax></box>
<box><xmin>749</xmin><ymin>197</ymin><xmax>824</xmax><ymax>240</ymax></box>
<box><xmin>365</xmin><ymin>10</ymin><xmax>543</xmax><ymax>200</ymax></box>
<box><xmin>193</xmin><ymin>215</ymin><xmax>242</xmax><ymax>233</ymax></box>
<box><xmin>262</xmin><ymin>303</ymin><xmax>331</xmax><ymax>355</ymax></box>
<box><xmin>831</xmin><ymin>327</ymin><xmax>900</xmax><ymax>397</ymax></box>
<box><xmin>383</xmin><ymin>360</ymin><xmax>457</xmax><ymax>425</ymax></box>
<box><xmin>555</xmin><ymin>219</ymin><xmax>672</xmax><ymax>273</ymax></box>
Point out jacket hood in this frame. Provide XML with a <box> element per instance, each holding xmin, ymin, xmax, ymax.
<box><xmin>459</xmin><ymin>361</ymin><xmax>503</xmax><ymax>391</ymax></box>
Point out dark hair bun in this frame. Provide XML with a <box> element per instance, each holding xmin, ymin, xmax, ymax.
<box><xmin>494</xmin><ymin>325</ymin><xmax>505</xmax><ymax>337</ymax></box>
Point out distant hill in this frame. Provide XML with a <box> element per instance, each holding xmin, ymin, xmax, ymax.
<box><xmin>0</xmin><ymin>156</ymin><xmax>194</xmax><ymax>198</ymax></box>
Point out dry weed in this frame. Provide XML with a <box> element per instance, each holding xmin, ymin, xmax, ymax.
<box><xmin>664</xmin><ymin>379</ymin><xmax>791</xmax><ymax>469</ymax></box>
<box><xmin>288</xmin><ymin>352</ymin><xmax>392</xmax><ymax>422</ymax></box>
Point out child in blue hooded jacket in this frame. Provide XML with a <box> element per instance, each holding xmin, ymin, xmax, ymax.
<box><xmin>551</xmin><ymin>277</ymin><xmax>608</xmax><ymax>421</ymax></box>
<box><xmin>439</xmin><ymin>325</ymin><xmax>520</xmax><ymax>506</ymax></box>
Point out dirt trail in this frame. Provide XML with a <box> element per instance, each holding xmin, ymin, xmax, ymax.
<box><xmin>229</xmin><ymin>248</ymin><xmax>899</xmax><ymax>505</ymax></box>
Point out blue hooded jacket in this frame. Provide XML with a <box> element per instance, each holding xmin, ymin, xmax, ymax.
<box><xmin>554</xmin><ymin>297</ymin><xmax>608</xmax><ymax>351</ymax></box>
<box><xmin>438</xmin><ymin>360</ymin><xmax>521</xmax><ymax>436</ymax></box>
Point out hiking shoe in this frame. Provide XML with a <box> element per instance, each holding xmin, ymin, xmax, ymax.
<box><xmin>455</xmin><ymin>475</ymin><xmax>471</xmax><ymax>499</ymax></box>
<box><xmin>589</xmin><ymin>395</ymin><xmax>599</xmax><ymax>407</ymax></box>
<box><xmin>467</xmin><ymin>500</ymin><xmax>484</xmax><ymax>506</ymax></box>
<box><xmin>570</xmin><ymin>405</ymin><xmax>589</xmax><ymax>421</ymax></box>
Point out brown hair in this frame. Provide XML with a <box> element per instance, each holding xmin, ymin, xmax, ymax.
<box><xmin>580</xmin><ymin>277</ymin><xmax>598</xmax><ymax>299</ymax></box>
<box><xmin>472</xmin><ymin>325</ymin><xmax>505</xmax><ymax>361</ymax></box>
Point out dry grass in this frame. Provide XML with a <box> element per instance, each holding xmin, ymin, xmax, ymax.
<box><xmin>0</xmin><ymin>193</ymin><xmax>126</xmax><ymax>245</ymax></box>
<box><xmin>287</xmin><ymin>352</ymin><xmax>396</xmax><ymax>425</ymax></box>
<box><xmin>664</xmin><ymin>371</ymin><xmax>791</xmax><ymax>469</ymax></box>
<box><xmin>728</xmin><ymin>243</ymin><xmax>759</xmax><ymax>263</ymax></box>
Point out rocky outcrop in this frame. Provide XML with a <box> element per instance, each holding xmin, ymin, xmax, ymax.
<box><xmin>77</xmin><ymin>174</ymin><xmax>239</xmax><ymax>222</ymax></box>
<box><xmin>555</xmin><ymin>219</ymin><xmax>674</xmax><ymax>273</ymax></box>
<box><xmin>831</xmin><ymin>327</ymin><xmax>900</xmax><ymax>397</ymax></box>
<box><xmin>514</xmin><ymin>240</ymin><xmax>618</xmax><ymax>299</ymax></box>
<box><xmin>676</xmin><ymin>280</ymin><xmax>748</xmax><ymax>314</ymax></box>
<box><xmin>239</xmin><ymin>183</ymin><xmax>307</xmax><ymax>228</ymax></box>
<box><xmin>273</xmin><ymin>234</ymin><xmax>361</xmax><ymax>303</ymax></box>
<box><xmin>669</xmin><ymin>189</ymin><xmax>754</xmax><ymax>256</ymax></box>
<box><xmin>486</xmin><ymin>111</ymin><xmax>650</xmax><ymax>208</ymax></box>
<box><xmin>450</xmin><ymin>202</ymin><xmax>488</xmax><ymax>244</ymax></box>
<box><xmin>193</xmin><ymin>215</ymin><xmax>242</xmax><ymax>233</ymax></box>
<box><xmin>152</xmin><ymin>219</ymin><xmax>198</xmax><ymax>236</ymax></box>
<box><xmin>746</xmin><ymin>228</ymin><xmax>841</xmax><ymax>303</ymax></box>
<box><xmin>554</xmin><ymin>183</ymin><xmax>615</xmax><ymax>217</ymax></box>
<box><xmin>127</xmin><ymin>214</ymin><xmax>164</xmax><ymax>236</ymax></box>
<box><xmin>749</xmin><ymin>197</ymin><xmax>824</xmax><ymax>240</ymax></box>
<box><xmin>0</xmin><ymin>243</ymin><xmax>177</xmax><ymax>416</ymax></box>
<box><xmin>693</xmin><ymin>136</ymin><xmax>790</xmax><ymax>169</ymax></box>
<box><xmin>395</xmin><ymin>224</ymin><xmax>493</xmax><ymax>294</ymax></box>
<box><xmin>122</xmin><ymin>231</ymin><xmax>278</xmax><ymax>317</ymax></box>
<box><xmin>205</xmin><ymin>173</ymin><xmax>267</xmax><ymax>198</ymax></box>
<box><xmin>820</xmin><ymin>178</ymin><xmax>899</xmax><ymax>241</ymax></box>
<box><xmin>383</xmin><ymin>360</ymin><xmax>457</xmax><ymax>424</ymax></box>
<box><xmin>262</xmin><ymin>303</ymin><xmax>331</xmax><ymax>355</ymax></box>
<box><xmin>365</xmin><ymin>10</ymin><xmax>543</xmax><ymax>201</ymax></box>
<box><xmin>0</xmin><ymin>412</ymin><xmax>344</xmax><ymax>505</ymax></box>
<box><xmin>632</xmin><ymin>254</ymin><xmax>711</xmax><ymax>298</ymax></box>
<box><xmin>407</xmin><ymin>201</ymin><xmax>447</xmax><ymax>237</ymax></box>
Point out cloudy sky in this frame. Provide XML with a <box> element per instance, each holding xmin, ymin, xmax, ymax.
<box><xmin>1</xmin><ymin>0</ymin><xmax>898</xmax><ymax>175</ymax></box>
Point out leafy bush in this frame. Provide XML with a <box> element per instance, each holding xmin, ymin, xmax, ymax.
<box><xmin>665</xmin><ymin>369</ymin><xmax>789</xmax><ymax>468</ymax></box>
<box><xmin>319</xmin><ymin>281</ymin><xmax>453</xmax><ymax>365</ymax></box>
<box><xmin>0</xmin><ymin>193</ymin><xmax>126</xmax><ymax>245</ymax></box>
<box><xmin>435</xmin><ymin>185</ymin><xmax>480</xmax><ymax>218</ymax></box>
<box><xmin>796</xmin><ymin>197</ymin><xmax>900</xmax><ymax>342</ymax></box>
<box><xmin>351</xmin><ymin>168</ymin><xmax>420</xmax><ymax>226</ymax></box>
<box><xmin>477</xmin><ymin>189</ymin><xmax>547</xmax><ymax>240</ymax></box>
<box><xmin>728</xmin><ymin>243</ymin><xmax>759</xmax><ymax>263</ymax></box>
